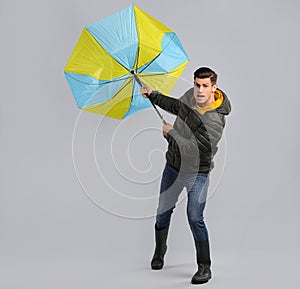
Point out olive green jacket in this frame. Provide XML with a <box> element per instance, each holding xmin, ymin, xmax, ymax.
<box><xmin>148</xmin><ymin>88</ymin><xmax>231</xmax><ymax>173</ymax></box>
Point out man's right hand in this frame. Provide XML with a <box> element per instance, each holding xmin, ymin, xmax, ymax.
<box><xmin>140</xmin><ymin>86</ymin><xmax>153</xmax><ymax>98</ymax></box>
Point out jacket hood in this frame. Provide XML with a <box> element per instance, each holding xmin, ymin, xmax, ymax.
<box><xmin>216</xmin><ymin>89</ymin><xmax>231</xmax><ymax>115</ymax></box>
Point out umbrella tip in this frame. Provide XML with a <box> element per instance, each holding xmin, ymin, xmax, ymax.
<box><xmin>130</xmin><ymin>70</ymin><xmax>135</xmax><ymax>75</ymax></box>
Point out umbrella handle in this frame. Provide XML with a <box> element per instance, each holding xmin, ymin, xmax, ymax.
<box><xmin>131</xmin><ymin>71</ymin><xmax>165</xmax><ymax>123</ymax></box>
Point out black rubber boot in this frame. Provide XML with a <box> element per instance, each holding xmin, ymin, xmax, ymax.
<box><xmin>151</xmin><ymin>226</ymin><xmax>169</xmax><ymax>270</ymax></box>
<box><xmin>191</xmin><ymin>240</ymin><xmax>212</xmax><ymax>284</ymax></box>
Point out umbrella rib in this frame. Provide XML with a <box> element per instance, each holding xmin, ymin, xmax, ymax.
<box><xmin>137</xmin><ymin>72</ymin><xmax>166</xmax><ymax>78</ymax></box>
<box><xmin>65</xmin><ymin>73</ymin><xmax>129</xmax><ymax>86</ymax></box>
<box><xmin>138</xmin><ymin>60</ymin><xmax>185</xmax><ymax>79</ymax></box>
<box><xmin>135</xmin><ymin>44</ymin><xmax>140</xmax><ymax>72</ymax></box>
<box><xmin>133</xmin><ymin>8</ymin><xmax>140</xmax><ymax>71</ymax></box>
<box><xmin>111</xmin><ymin>76</ymin><xmax>133</xmax><ymax>99</ymax></box>
<box><xmin>138</xmin><ymin>33</ymin><xmax>182</xmax><ymax>77</ymax></box>
<box><xmin>138</xmin><ymin>52</ymin><xmax>162</xmax><ymax>74</ymax></box>
<box><xmin>84</xmin><ymin>29</ymin><xmax>131</xmax><ymax>73</ymax></box>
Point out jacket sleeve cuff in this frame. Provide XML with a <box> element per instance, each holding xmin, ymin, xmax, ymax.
<box><xmin>148</xmin><ymin>91</ymin><xmax>160</xmax><ymax>104</ymax></box>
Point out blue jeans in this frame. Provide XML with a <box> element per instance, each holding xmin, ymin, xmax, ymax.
<box><xmin>155</xmin><ymin>164</ymin><xmax>210</xmax><ymax>241</ymax></box>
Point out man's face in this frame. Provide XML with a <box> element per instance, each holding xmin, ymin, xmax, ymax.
<box><xmin>193</xmin><ymin>77</ymin><xmax>217</xmax><ymax>107</ymax></box>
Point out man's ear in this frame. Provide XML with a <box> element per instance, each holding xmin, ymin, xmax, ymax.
<box><xmin>212</xmin><ymin>84</ymin><xmax>218</xmax><ymax>92</ymax></box>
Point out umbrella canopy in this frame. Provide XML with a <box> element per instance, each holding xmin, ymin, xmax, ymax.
<box><xmin>64</xmin><ymin>4</ymin><xmax>189</xmax><ymax>119</ymax></box>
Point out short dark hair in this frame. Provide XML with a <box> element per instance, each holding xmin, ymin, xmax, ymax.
<box><xmin>194</xmin><ymin>67</ymin><xmax>218</xmax><ymax>84</ymax></box>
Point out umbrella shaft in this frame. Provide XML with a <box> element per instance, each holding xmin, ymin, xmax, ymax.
<box><xmin>132</xmin><ymin>71</ymin><xmax>143</xmax><ymax>87</ymax></box>
<box><xmin>132</xmin><ymin>71</ymin><xmax>164</xmax><ymax>122</ymax></box>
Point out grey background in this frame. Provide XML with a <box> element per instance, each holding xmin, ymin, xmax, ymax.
<box><xmin>1</xmin><ymin>0</ymin><xmax>300</xmax><ymax>288</ymax></box>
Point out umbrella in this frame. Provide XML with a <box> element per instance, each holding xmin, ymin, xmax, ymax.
<box><xmin>64</xmin><ymin>4</ymin><xmax>189</xmax><ymax>120</ymax></box>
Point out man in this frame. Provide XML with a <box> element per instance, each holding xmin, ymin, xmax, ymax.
<box><xmin>140</xmin><ymin>67</ymin><xmax>231</xmax><ymax>284</ymax></box>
